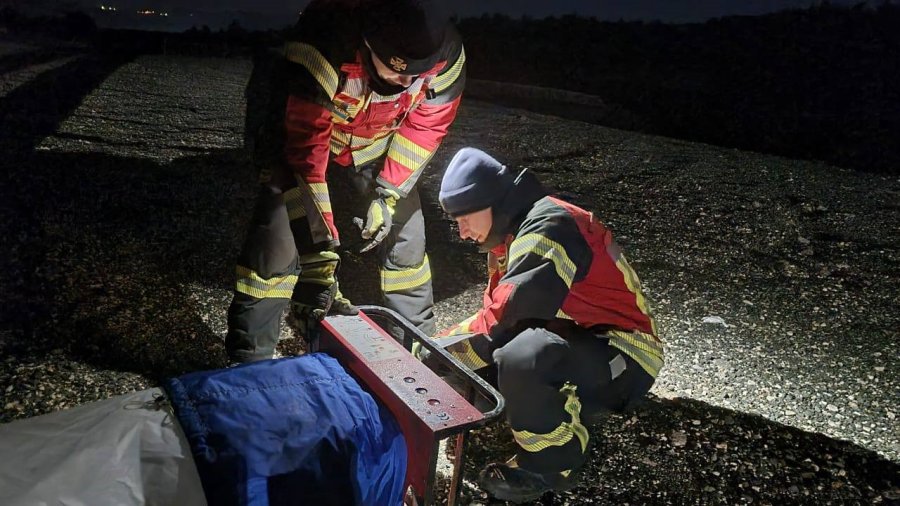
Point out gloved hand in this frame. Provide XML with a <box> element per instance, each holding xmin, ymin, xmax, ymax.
<box><xmin>353</xmin><ymin>191</ymin><xmax>397</xmax><ymax>253</ymax></box>
<box><xmin>289</xmin><ymin>282</ymin><xmax>337</xmax><ymax>344</ymax></box>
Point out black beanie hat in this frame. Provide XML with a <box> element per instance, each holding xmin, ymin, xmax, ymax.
<box><xmin>439</xmin><ymin>148</ymin><xmax>515</xmax><ymax>217</ymax></box>
<box><xmin>362</xmin><ymin>0</ymin><xmax>448</xmax><ymax>75</ymax></box>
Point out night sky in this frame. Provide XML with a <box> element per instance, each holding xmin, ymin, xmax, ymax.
<box><xmin>98</xmin><ymin>0</ymin><xmax>860</xmax><ymax>20</ymax></box>
<box><xmin>11</xmin><ymin>0</ymin><xmax>868</xmax><ymax>30</ymax></box>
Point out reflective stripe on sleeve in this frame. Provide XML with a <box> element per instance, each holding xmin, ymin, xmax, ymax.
<box><xmin>386</xmin><ymin>134</ymin><xmax>433</xmax><ymax>174</ymax></box>
<box><xmin>509</xmin><ymin>233</ymin><xmax>577</xmax><ymax>287</ymax></box>
<box><xmin>351</xmin><ymin>134</ymin><xmax>392</xmax><ymax>167</ymax></box>
<box><xmin>307</xmin><ymin>182</ymin><xmax>331</xmax><ymax>214</ymax></box>
<box><xmin>433</xmin><ymin>333</ymin><xmax>490</xmax><ymax>371</ymax></box>
<box><xmin>431</xmin><ymin>46</ymin><xmax>465</xmax><ymax>94</ymax></box>
<box><xmin>283</xmin><ymin>41</ymin><xmax>339</xmax><ymax>98</ymax></box>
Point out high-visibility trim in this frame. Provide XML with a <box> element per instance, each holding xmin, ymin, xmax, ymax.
<box><xmin>283</xmin><ymin>42</ymin><xmax>338</xmax><ymax>98</ymax></box>
<box><xmin>560</xmin><ymin>383</ymin><xmax>590</xmax><ymax>452</ymax></box>
<box><xmin>307</xmin><ymin>182</ymin><xmax>332</xmax><ymax>214</ymax></box>
<box><xmin>297</xmin><ymin>251</ymin><xmax>339</xmax><ymax>286</ymax></box>
<box><xmin>509</xmin><ymin>233</ymin><xmax>577</xmax><ymax>287</ymax></box>
<box><xmin>352</xmin><ymin>134</ymin><xmax>392</xmax><ymax>167</ymax></box>
<box><xmin>386</xmin><ymin>134</ymin><xmax>433</xmax><ymax>173</ymax></box>
<box><xmin>381</xmin><ymin>255</ymin><xmax>431</xmax><ymax>293</ymax></box>
<box><xmin>330</xmin><ymin>129</ymin><xmax>351</xmax><ymax>155</ymax></box>
<box><xmin>441</xmin><ymin>313</ymin><xmax>477</xmax><ymax>338</ymax></box>
<box><xmin>284</xmin><ymin>188</ymin><xmax>307</xmax><ymax>221</ymax></box>
<box><xmin>235</xmin><ymin>265</ymin><xmax>297</xmax><ymax>299</ymax></box>
<box><xmin>341</xmin><ymin>77</ymin><xmax>366</xmax><ymax>100</ymax></box>
<box><xmin>431</xmin><ymin>46</ymin><xmax>465</xmax><ymax>94</ymax></box>
<box><xmin>556</xmin><ymin>308</ymin><xmax>573</xmax><ymax>320</ymax></box>
<box><xmin>370</xmin><ymin>90</ymin><xmax>403</xmax><ymax>102</ymax></box>
<box><xmin>608</xmin><ymin>330</ymin><xmax>664</xmax><ymax>377</ymax></box>
<box><xmin>512</xmin><ymin>383</ymin><xmax>588</xmax><ymax>453</ymax></box>
<box><xmin>434</xmin><ymin>334</ymin><xmax>489</xmax><ymax>371</ymax></box>
<box><xmin>614</xmin><ymin>253</ymin><xmax>658</xmax><ymax>335</ymax></box>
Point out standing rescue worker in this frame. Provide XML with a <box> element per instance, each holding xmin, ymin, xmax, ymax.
<box><xmin>434</xmin><ymin>148</ymin><xmax>664</xmax><ymax>502</ymax></box>
<box><xmin>226</xmin><ymin>0</ymin><xmax>465</xmax><ymax>363</ymax></box>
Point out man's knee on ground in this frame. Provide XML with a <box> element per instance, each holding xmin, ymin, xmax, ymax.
<box><xmin>494</xmin><ymin>328</ymin><xmax>568</xmax><ymax>383</ymax></box>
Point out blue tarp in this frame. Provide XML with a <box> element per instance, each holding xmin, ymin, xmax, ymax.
<box><xmin>165</xmin><ymin>353</ymin><xmax>407</xmax><ymax>506</ymax></box>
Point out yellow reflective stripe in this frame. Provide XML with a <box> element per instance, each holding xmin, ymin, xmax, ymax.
<box><xmin>381</xmin><ymin>255</ymin><xmax>431</xmax><ymax>293</ymax></box>
<box><xmin>431</xmin><ymin>46</ymin><xmax>465</xmax><ymax>94</ymax></box>
<box><xmin>614</xmin><ymin>253</ymin><xmax>658</xmax><ymax>335</ymax></box>
<box><xmin>560</xmin><ymin>383</ymin><xmax>589</xmax><ymax>452</ymax></box>
<box><xmin>330</xmin><ymin>129</ymin><xmax>350</xmax><ymax>155</ymax></box>
<box><xmin>512</xmin><ymin>382</ymin><xmax>588</xmax><ymax>453</ymax></box>
<box><xmin>283</xmin><ymin>187</ymin><xmax>307</xmax><ymax>221</ymax></box>
<box><xmin>235</xmin><ymin>265</ymin><xmax>297</xmax><ymax>299</ymax></box>
<box><xmin>387</xmin><ymin>134</ymin><xmax>433</xmax><ymax>172</ymax></box>
<box><xmin>513</xmin><ymin>425</ymin><xmax>573</xmax><ymax>452</ymax></box>
<box><xmin>306</xmin><ymin>182</ymin><xmax>331</xmax><ymax>214</ymax></box>
<box><xmin>352</xmin><ymin>134</ymin><xmax>392</xmax><ymax>166</ymax></box>
<box><xmin>438</xmin><ymin>337</ymin><xmax>489</xmax><ymax>370</ymax></box>
<box><xmin>283</xmin><ymin>41</ymin><xmax>338</xmax><ymax>98</ymax></box>
<box><xmin>509</xmin><ymin>233</ymin><xmax>577</xmax><ymax>287</ymax></box>
<box><xmin>556</xmin><ymin>308</ymin><xmax>573</xmax><ymax>320</ymax></box>
<box><xmin>608</xmin><ymin>330</ymin><xmax>664</xmax><ymax>377</ymax></box>
<box><xmin>441</xmin><ymin>313</ymin><xmax>477</xmax><ymax>337</ymax></box>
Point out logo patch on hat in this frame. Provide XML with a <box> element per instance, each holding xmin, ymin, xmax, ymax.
<box><xmin>389</xmin><ymin>56</ymin><xmax>407</xmax><ymax>72</ymax></box>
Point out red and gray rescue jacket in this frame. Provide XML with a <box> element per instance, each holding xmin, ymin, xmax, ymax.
<box><xmin>265</xmin><ymin>1</ymin><xmax>465</xmax><ymax>246</ymax></box>
<box><xmin>440</xmin><ymin>196</ymin><xmax>665</xmax><ymax>378</ymax></box>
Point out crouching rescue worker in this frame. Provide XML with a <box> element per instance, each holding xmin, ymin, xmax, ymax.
<box><xmin>433</xmin><ymin>148</ymin><xmax>664</xmax><ymax>502</ymax></box>
<box><xmin>226</xmin><ymin>0</ymin><xmax>466</xmax><ymax>363</ymax></box>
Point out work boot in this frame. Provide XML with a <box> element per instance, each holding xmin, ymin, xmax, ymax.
<box><xmin>478</xmin><ymin>460</ymin><xmax>579</xmax><ymax>503</ymax></box>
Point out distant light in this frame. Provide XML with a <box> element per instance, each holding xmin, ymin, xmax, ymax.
<box><xmin>99</xmin><ymin>5</ymin><xmax>117</xmax><ymax>10</ymax></box>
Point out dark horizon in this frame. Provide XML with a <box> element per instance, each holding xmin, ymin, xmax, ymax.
<box><xmin>1</xmin><ymin>0</ymin><xmax>883</xmax><ymax>32</ymax></box>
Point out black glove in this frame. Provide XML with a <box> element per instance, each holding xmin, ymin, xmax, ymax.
<box><xmin>289</xmin><ymin>282</ymin><xmax>337</xmax><ymax>344</ymax></box>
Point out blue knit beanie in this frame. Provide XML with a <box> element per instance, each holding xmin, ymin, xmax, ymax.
<box><xmin>439</xmin><ymin>148</ymin><xmax>515</xmax><ymax>217</ymax></box>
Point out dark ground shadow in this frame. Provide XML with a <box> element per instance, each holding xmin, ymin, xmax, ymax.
<box><xmin>0</xmin><ymin>47</ymin><xmax>263</xmax><ymax>379</ymax></box>
<box><xmin>0</xmin><ymin>148</ymin><xmax>255</xmax><ymax>379</ymax></box>
<box><xmin>0</xmin><ymin>45</ymin><xmax>85</xmax><ymax>74</ymax></box>
<box><xmin>454</xmin><ymin>396</ymin><xmax>900</xmax><ymax>505</ymax></box>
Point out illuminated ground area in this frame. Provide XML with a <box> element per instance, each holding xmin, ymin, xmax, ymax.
<box><xmin>1</xmin><ymin>52</ymin><xmax>897</xmax><ymax>504</ymax></box>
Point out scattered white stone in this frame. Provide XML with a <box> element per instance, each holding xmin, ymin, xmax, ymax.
<box><xmin>702</xmin><ymin>316</ymin><xmax>730</xmax><ymax>327</ymax></box>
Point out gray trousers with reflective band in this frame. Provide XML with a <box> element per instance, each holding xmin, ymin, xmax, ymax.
<box><xmin>493</xmin><ymin>326</ymin><xmax>655</xmax><ymax>474</ymax></box>
<box><xmin>225</xmin><ymin>163</ymin><xmax>435</xmax><ymax>363</ymax></box>
<box><xmin>330</xmin><ymin>164</ymin><xmax>435</xmax><ymax>336</ymax></box>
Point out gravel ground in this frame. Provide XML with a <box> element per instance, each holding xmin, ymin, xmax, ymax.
<box><xmin>1</xmin><ymin>53</ymin><xmax>898</xmax><ymax>505</ymax></box>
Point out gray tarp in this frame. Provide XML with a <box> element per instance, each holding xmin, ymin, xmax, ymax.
<box><xmin>0</xmin><ymin>388</ymin><xmax>206</xmax><ymax>506</ymax></box>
